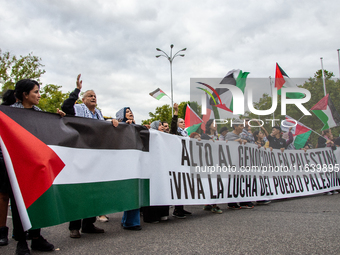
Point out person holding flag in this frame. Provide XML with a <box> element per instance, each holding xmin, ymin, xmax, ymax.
<box><xmin>317</xmin><ymin>129</ymin><xmax>335</xmax><ymax>149</ymax></box>
<box><xmin>7</xmin><ymin>80</ymin><xmax>63</xmax><ymax>255</ymax></box>
<box><xmin>142</xmin><ymin>120</ymin><xmax>169</xmax><ymax>223</ymax></box>
<box><xmin>0</xmin><ymin>90</ymin><xmax>17</xmax><ymax>247</ymax></box>
<box><xmin>317</xmin><ymin>129</ymin><xmax>338</xmax><ymax>195</ymax></box>
<box><xmin>170</xmin><ymin>103</ymin><xmax>192</xmax><ymax>218</ymax></box>
<box><xmin>201</xmin><ymin>119</ymin><xmax>223</xmax><ymax>213</ymax></box>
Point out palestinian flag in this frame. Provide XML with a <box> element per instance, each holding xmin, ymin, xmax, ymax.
<box><xmin>281</xmin><ymin>115</ymin><xmax>312</xmax><ymax>149</ymax></box>
<box><xmin>219</xmin><ymin>69</ymin><xmax>249</xmax><ymax>112</ymax></box>
<box><xmin>201</xmin><ymin>93</ymin><xmax>215</xmax><ymax>132</ymax></box>
<box><xmin>184</xmin><ymin>104</ymin><xmax>203</xmax><ymax>136</ymax></box>
<box><xmin>0</xmin><ymin>106</ymin><xmax>150</xmax><ymax>230</ymax></box>
<box><xmin>275</xmin><ymin>63</ymin><xmax>304</xmax><ymax>99</ymax></box>
<box><xmin>149</xmin><ymin>88</ymin><xmax>167</xmax><ymax>100</ymax></box>
<box><xmin>311</xmin><ymin>94</ymin><xmax>340</xmax><ymax>131</ymax></box>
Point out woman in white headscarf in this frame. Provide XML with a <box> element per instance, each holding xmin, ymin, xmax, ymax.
<box><xmin>141</xmin><ymin>120</ymin><xmax>169</xmax><ymax>223</ymax></box>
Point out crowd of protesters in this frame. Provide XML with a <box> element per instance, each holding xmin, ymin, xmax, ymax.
<box><xmin>1</xmin><ymin>76</ymin><xmax>340</xmax><ymax>254</ymax></box>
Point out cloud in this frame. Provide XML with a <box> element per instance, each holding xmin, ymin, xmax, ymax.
<box><xmin>1</xmin><ymin>0</ymin><xmax>340</xmax><ymax>123</ymax></box>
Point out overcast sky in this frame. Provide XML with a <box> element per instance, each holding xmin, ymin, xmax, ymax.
<box><xmin>1</xmin><ymin>0</ymin><xmax>339</xmax><ymax>123</ymax></box>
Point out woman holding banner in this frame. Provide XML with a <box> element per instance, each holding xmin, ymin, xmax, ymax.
<box><xmin>0</xmin><ymin>90</ymin><xmax>17</xmax><ymax>246</ymax></box>
<box><xmin>7</xmin><ymin>80</ymin><xmax>62</xmax><ymax>255</ymax></box>
<box><xmin>170</xmin><ymin>103</ymin><xmax>193</xmax><ymax>218</ymax></box>
<box><xmin>142</xmin><ymin>120</ymin><xmax>170</xmax><ymax>223</ymax></box>
<box><xmin>115</xmin><ymin>107</ymin><xmax>143</xmax><ymax>230</ymax></box>
<box><xmin>200</xmin><ymin>119</ymin><xmax>223</xmax><ymax>213</ymax></box>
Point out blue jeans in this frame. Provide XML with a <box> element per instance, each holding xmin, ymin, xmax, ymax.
<box><xmin>121</xmin><ymin>209</ymin><xmax>140</xmax><ymax>227</ymax></box>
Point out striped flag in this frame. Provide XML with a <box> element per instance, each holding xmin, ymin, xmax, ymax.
<box><xmin>311</xmin><ymin>94</ymin><xmax>340</xmax><ymax>130</ymax></box>
<box><xmin>201</xmin><ymin>93</ymin><xmax>215</xmax><ymax>132</ymax></box>
<box><xmin>0</xmin><ymin>106</ymin><xmax>150</xmax><ymax>230</ymax></box>
<box><xmin>184</xmin><ymin>104</ymin><xmax>203</xmax><ymax>135</ymax></box>
<box><xmin>219</xmin><ymin>69</ymin><xmax>249</xmax><ymax>112</ymax></box>
<box><xmin>275</xmin><ymin>63</ymin><xmax>304</xmax><ymax>99</ymax></box>
<box><xmin>281</xmin><ymin>115</ymin><xmax>312</xmax><ymax>149</ymax></box>
<box><xmin>149</xmin><ymin>88</ymin><xmax>167</xmax><ymax>100</ymax></box>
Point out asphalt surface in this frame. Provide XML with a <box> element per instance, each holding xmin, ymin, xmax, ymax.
<box><xmin>1</xmin><ymin>194</ymin><xmax>340</xmax><ymax>255</ymax></box>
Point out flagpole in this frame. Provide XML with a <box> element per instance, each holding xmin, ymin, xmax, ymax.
<box><xmin>320</xmin><ymin>57</ymin><xmax>327</xmax><ymax>96</ymax></box>
<box><xmin>297</xmin><ymin>115</ymin><xmax>305</xmax><ymax>122</ymax></box>
<box><xmin>156</xmin><ymin>45</ymin><xmax>187</xmax><ymax>117</ymax></box>
<box><xmin>309</xmin><ymin>129</ymin><xmax>324</xmax><ymax>139</ymax></box>
<box><xmin>296</xmin><ymin>108</ymin><xmax>312</xmax><ymax>122</ymax></box>
<box><xmin>337</xmin><ymin>49</ymin><xmax>340</xmax><ymax>78</ymax></box>
<box><xmin>269</xmin><ymin>76</ymin><xmax>275</xmax><ymax>122</ymax></box>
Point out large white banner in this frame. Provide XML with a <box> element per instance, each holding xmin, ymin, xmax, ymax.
<box><xmin>147</xmin><ymin>130</ymin><xmax>340</xmax><ymax>205</ymax></box>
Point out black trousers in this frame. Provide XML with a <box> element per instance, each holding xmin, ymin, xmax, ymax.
<box><xmin>69</xmin><ymin>217</ymin><xmax>96</xmax><ymax>231</ymax></box>
<box><xmin>142</xmin><ymin>206</ymin><xmax>169</xmax><ymax>222</ymax></box>
<box><xmin>11</xmin><ymin>194</ymin><xmax>40</xmax><ymax>241</ymax></box>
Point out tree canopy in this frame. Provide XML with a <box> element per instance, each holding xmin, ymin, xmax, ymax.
<box><xmin>142</xmin><ymin>101</ymin><xmax>188</xmax><ymax>125</ymax></box>
<box><xmin>0</xmin><ymin>49</ymin><xmax>69</xmax><ymax>113</ymax></box>
<box><xmin>0</xmin><ymin>49</ymin><xmax>45</xmax><ymax>91</ymax></box>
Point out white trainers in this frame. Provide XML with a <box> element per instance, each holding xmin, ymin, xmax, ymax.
<box><xmin>97</xmin><ymin>215</ymin><xmax>109</xmax><ymax>222</ymax></box>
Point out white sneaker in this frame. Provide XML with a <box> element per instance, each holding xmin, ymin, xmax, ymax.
<box><xmin>97</xmin><ymin>215</ymin><xmax>109</xmax><ymax>222</ymax></box>
<box><xmin>332</xmin><ymin>191</ymin><xmax>339</xmax><ymax>194</ymax></box>
<box><xmin>160</xmin><ymin>216</ymin><xmax>168</xmax><ymax>221</ymax></box>
<box><xmin>325</xmin><ymin>192</ymin><xmax>333</xmax><ymax>195</ymax></box>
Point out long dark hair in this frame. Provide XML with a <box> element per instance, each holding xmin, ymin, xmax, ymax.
<box><xmin>205</xmin><ymin>119</ymin><xmax>217</xmax><ymax>135</ymax></box>
<box><xmin>14</xmin><ymin>79</ymin><xmax>40</xmax><ymax>101</ymax></box>
<box><xmin>253</xmin><ymin>130</ymin><xmax>261</xmax><ymax>142</ymax></box>
<box><xmin>1</xmin><ymin>89</ymin><xmax>16</xmax><ymax>105</ymax></box>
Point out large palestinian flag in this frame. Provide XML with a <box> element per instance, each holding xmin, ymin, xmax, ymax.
<box><xmin>311</xmin><ymin>94</ymin><xmax>340</xmax><ymax>131</ymax></box>
<box><xmin>281</xmin><ymin>115</ymin><xmax>312</xmax><ymax>149</ymax></box>
<box><xmin>219</xmin><ymin>69</ymin><xmax>249</xmax><ymax>112</ymax></box>
<box><xmin>275</xmin><ymin>63</ymin><xmax>304</xmax><ymax>99</ymax></box>
<box><xmin>184</xmin><ymin>104</ymin><xmax>203</xmax><ymax>135</ymax></box>
<box><xmin>0</xmin><ymin>106</ymin><xmax>150</xmax><ymax>230</ymax></box>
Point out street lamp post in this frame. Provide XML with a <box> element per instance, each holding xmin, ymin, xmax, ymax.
<box><xmin>337</xmin><ymin>49</ymin><xmax>340</xmax><ymax>78</ymax></box>
<box><xmin>156</xmin><ymin>44</ymin><xmax>186</xmax><ymax>116</ymax></box>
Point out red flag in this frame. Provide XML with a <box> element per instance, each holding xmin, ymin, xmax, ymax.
<box><xmin>185</xmin><ymin>104</ymin><xmax>203</xmax><ymax>128</ymax></box>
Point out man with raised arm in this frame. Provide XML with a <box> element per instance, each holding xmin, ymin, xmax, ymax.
<box><xmin>61</xmin><ymin>74</ymin><xmax>118</xmax><ymax>238</ymax></box>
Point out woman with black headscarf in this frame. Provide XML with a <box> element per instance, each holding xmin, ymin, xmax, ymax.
<box><xmin>115</xmin><ymin>107</ymin><xmax>142</xmax><ymax>230</ymax></box>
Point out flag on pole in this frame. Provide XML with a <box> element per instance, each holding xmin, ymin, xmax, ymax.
<box><xmin>0</xmin><ymin>106</ymin><xmax>150</xmax><ymax>230</ymax></box>
<box><xmin>281</xmin><ymin>115</ymin><xmax>312</xmax><ymax>149</ymax></box>
<box><xmin>311</xmin><ymin>94</ymin><xmax>340</xmax><ymax>130</ymax></box>
<box><xmin>184</xmin><ymin>104</ymin><xmax>203</xmax><ymax>135</ymax></box>
<box><xmin>219</xmin><ymin>69</ymin><xmax>249</xmax><ymax>112</ymax></box>
<box><xmin>275</xmin><ymin>63</ymin><xmax>304</xmax><ymax>99</ymax></box>
<box><xmin>149</xmin><ymin>88</ymin><xmax>167</xmax><ymax>100</ymax></box>
<box><xmin>201</xmin><ymin>93</ymin><xmax>215</xmax><ymax>132</ymax></box>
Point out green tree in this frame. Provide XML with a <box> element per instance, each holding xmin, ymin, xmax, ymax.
<box><xmin>141</xmin><ymin>101</ymin><xmax>199</xmax><ymax>126</ymax></box>
<box><xmin>38</xmin><ymin>84</ymin><xmax>69</xmax><ymax>113</ymax></box>
<box><xmin>0</xmin><ymin>49</ymin><xmax>45</xmax><ymax>91</ymax></box>
<box><xmin>314</xmin><ymin>69</ymin><xmax>334</xmax><ymax>79</ymax></box>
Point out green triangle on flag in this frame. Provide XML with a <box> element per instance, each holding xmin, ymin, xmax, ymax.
<box><xmin>230</xmin><ymin>70</ymin><xmax>249</xmax><ymax>111</ymax></box>
<box><xmin>294</xmin><ymin>130</ymin><xmax>312</xmax><ymax>149</ymax></box>
<box><xmin>311</xmin><ymin>94</ymin><xmax>340</xmax><ymax>131</ymax></box>
<box><xmin>275</xmin><ymin>63</ymin><xmax>304</xmax><ymax>99</ymax></box>
<box><xmin>186</xmin><ymin>123</ymin><xmax>202</xmax><ymax>136</ymax></box>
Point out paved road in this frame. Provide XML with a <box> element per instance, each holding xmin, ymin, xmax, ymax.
<box><xmin>1</xmin><ymin>194</ymin><xmax>340</xmax><ymax>254</ymax></box>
